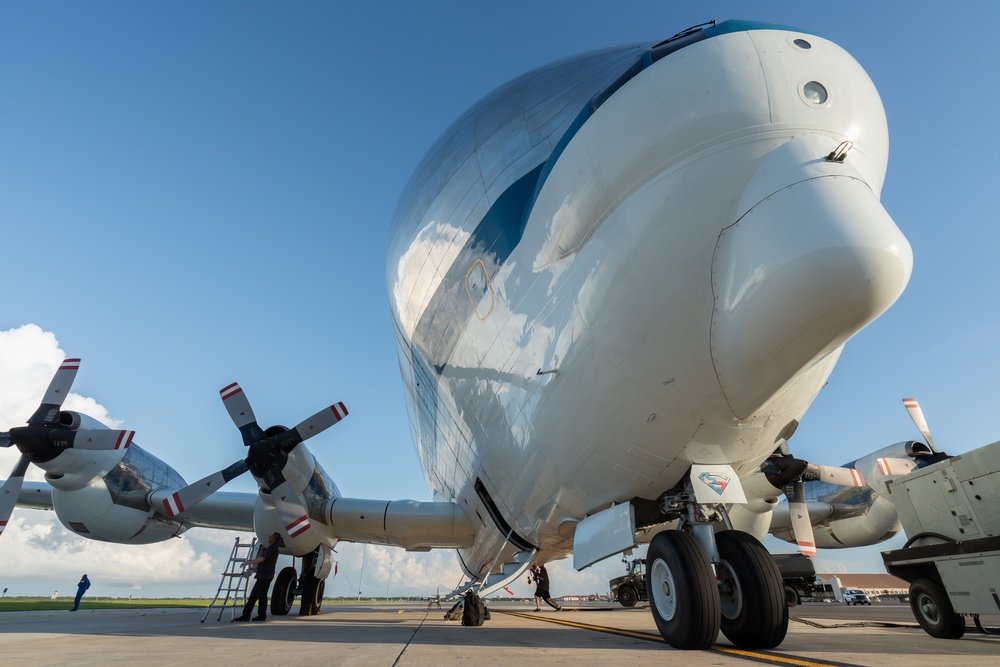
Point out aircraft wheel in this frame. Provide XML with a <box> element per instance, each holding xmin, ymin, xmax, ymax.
<box><xmin>784</xmin><ymin>585</ymin><xmax>800</xmax><ymax>608</ymax></box>
<box><xmin>645</xmin><ymin>531</ymin><xmax>720</xmax><ymax>649</ymax></box>
<box><xmin>299</xmin><ymin>576</ymin><xmax>325</xmax><ymax>615</ymax></box>
<box><xmin>716</xmin><ymin>530</ymin><xmax>788</xmax><ymax>648</ymax></box>
<box><xmin>618</xmin><ymin>585</ymin><xmax>638</xmax><ymax>608</ymax></box>
<box><xmin>910</xmin><ymin>579</ymin><xmax>964</xmax><ymax>639</ymax></box>
<box><xmin>271</xmin><ymin>567</ymin><xmax>297</xmax><ymax>616</ymax></box>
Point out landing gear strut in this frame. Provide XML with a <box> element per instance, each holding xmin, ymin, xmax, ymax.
<box><xmin>647</xmin><ymin>486</ymin><xmax>788</xmax><ymax>649</ymax></box>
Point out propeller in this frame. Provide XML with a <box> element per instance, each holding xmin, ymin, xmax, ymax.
<box><xmin>0</xmin><ymin>359</ymin><xmax>136</xmax><ymax>538</ymax></box>
<box><xmin>161</xmin><ymin>382</ymin><xmax>348</xmax><ymax>541</ymax></box>
<box><xmin>783</xmin><ymin>481</ymin><xmax>816</xmax><ymax>556</ymax></box>
<box><xmin>0</xmin><ymin>456</ymin><xmax>30</xmax><ymax>536</ymax></box>
<box><xmin>759</xmin><ymin>454</ymin><xmax>867</xmax><ymax>557</ymax></box>
<box><xmin>902</xmin><ymin>397</ymin><xmax>938</xmax><ymax>452</ymax></box>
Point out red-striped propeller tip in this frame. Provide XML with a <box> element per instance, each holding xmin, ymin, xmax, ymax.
<box><xmin>220</xmin><ymin>383</ymin><xmax>243</xmax><ymax>399</ymax></box>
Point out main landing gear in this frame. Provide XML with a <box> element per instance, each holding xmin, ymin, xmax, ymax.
<box><xmin>270</xmin><ymin>549</ymin><xmax>327</xmax><ymax>617</ymax></box>
<box><xmin>646</xmin><ymin>491</ymin><xmax>787</xmax><ymax>650</ymax></box>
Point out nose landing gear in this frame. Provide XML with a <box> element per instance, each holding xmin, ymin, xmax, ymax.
<box><xmin>646</xmin><ymin>488</ymin><xmax>788</xmax><ymax>649</ymax></box>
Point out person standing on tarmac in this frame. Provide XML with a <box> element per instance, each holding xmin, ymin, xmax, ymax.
<box><xmin>528</xmin><ymin>564</ymin><xmax>562</xmax><ymax>611</ymax></box>
<box><xmin>235</xmin><ymin>532</ymin><xmax>280</xmax><ymax>622</ymax></box>
<box><xmin>70</xmin><ymin>574</ymin><xmax>90</xmax><ymax>611</ymax></box>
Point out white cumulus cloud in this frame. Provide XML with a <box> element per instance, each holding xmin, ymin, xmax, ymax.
<box><xmin>0</xmin><ymin>324</ymin><xmax>233</xmax><ymax>597</ymax></box>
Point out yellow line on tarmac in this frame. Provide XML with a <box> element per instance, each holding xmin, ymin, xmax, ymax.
<box><xmin>496</xmin><ymin>611</ymin><xmax>859</xmax><ymax>667</ymax></box>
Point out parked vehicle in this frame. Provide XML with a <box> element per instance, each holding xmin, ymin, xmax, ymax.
<box><xmin>771</xmin><ymin>553</ymin><xmax>819</xmax><ymax>607</ymax></box>
<box><xmin>610</xmin><ymin>558</ymin><xmax>646</xmax><ymax>607</ymax></box>
<box><xmin>882</xmin><ymin>440</ymin><xmax>1000</xmax><ymax>639</ymax></box>
<box><xmin>843</xmin><ymin>589</ymin><xmax>871</xmax><ymax>605</ymax></box>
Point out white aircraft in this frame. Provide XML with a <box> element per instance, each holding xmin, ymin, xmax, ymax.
<box><xmin>762</xmin><ymin>399</ymin><xmax>952</xmax><ymax>553</ymax></box>
<box><xmin>1</xmin><ymin>20</ymin><xmax>918</xmax><ymax>649</ymax></box>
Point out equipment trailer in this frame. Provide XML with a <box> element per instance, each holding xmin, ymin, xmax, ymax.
<box><xmin>881</xmin><ymin>440</ymin><xmax>1000</xmax><ymax>638</ymax></box>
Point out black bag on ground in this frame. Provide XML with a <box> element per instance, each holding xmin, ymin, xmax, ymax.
<box><xmin>461</xmin><ymin>590</ymin><xmax>487</xmax><ymax>626</ymax></box>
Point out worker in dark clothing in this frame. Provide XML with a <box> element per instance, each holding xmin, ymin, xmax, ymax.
<box><xmin>528</xmin><ymin>564</ymin><xmax>561</xmax><ymax>611</ymax></box>
<box><xmin>70</xmin><ymin>574</ymin><xmax>90</xmax><ymax>611</ymax></box>
<box><xmin>235</xmin><ymin>532</ymin><xmax>280</xmax><ymax>622</ymax></box>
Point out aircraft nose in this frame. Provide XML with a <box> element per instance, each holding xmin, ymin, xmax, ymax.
<box><xmin>711</xmin><ymin>167</ymin><xmax>912</xmax><ymax>419</ymax></box>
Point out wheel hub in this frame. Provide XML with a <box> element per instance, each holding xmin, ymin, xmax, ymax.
<box><xmin>649</xmin><ymin>558</ymin><xmax>676</xmax><ymax>621</ymax></box>
<box><xmin>918</xmin><ymin>593</ymin><xmax>940</xmax><ymax>623</ymax></box>
<box><xmin>717</xmin><ymin>559</ymin><xmax>743</xmax><ymax>620</ymax></box>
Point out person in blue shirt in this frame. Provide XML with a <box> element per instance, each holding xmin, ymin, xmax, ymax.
<box><xmin>235</xmin><ymin>532</ymin><xmax>280</xmax><ymax>622</ymax></box>
<box><xmin>70</xmin><ymin>574</ymin><xmax>90</xmax><ymax>611</ymax></box>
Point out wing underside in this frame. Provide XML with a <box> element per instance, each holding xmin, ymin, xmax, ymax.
<box><xmin>14</xmin><ymin>482</ymin><xmax>257</xmax><ymax>533</ymax></box>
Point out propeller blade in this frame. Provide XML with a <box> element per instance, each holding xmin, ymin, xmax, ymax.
<box><xmin>71</xmin><ymin>429</ymin><xmax>136</xmax><ymax>451</ymax></box>
<box><xmin>875</xmin><ymin>457</ymin><xmax>918</xmax><ymax>477</ymax></box>
<box><xmin>0</xmin><ymin>433</ymin><xmax>11</xmax><ymax>448</ymax></box>
<box><xmin>0</xmin><ymin>455</ymin><xmax>31</xmax><ymax>537</ymax></box>
<box><xmin>295</xmin><ymin>402</ymin><xmax>348</xmax><ymax>442</ymax></box>
<box><xmin>28</xmin><ymin>358</ymin><xmax>81</xmax><ymax>425</ymax></box>
<box><xmin>902</xmin><ymin>397</ymin><xmax>938</xmax><ymax>452</ymax></box>
<box><xmin>807</xmin><ymin>464</ymin><xmax>865</xmax><ymax>487</ymax></box>
<box><xmin>271</xmin><ymin>479</ymin><xmax>311</xmax><ymax>538</ymax></box>
<box><xmin>161</xmin><ymin>459</ymin><xmax>249</xmax><ymax>518</ymax></box>
<box><xmin>785</xmin><ymin>482</ymin><xmax>817</xmax><ymax>557</ymax></box>
<box><xmin>275</xmin><ymin>402</ymin><xmax>349</xmax><ymax>453</ymax></box>
<box><xmin>221</xmin><ymin>383</ymin><xmax>267</xmax><ymax>446</ymax></box>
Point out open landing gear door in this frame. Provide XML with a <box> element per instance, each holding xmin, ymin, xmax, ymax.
<box><xmin>572</xmin><ymin>503</ymin><xmax>637</xmax><ymax>571</ymax></box>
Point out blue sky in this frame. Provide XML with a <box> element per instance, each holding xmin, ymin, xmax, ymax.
<box><xmin>2</xmin><ymin>1</ymin><xmax>999</xmax><ymax>599</ymax></box>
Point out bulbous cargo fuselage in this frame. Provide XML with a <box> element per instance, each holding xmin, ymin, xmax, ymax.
<box><xmin>387</xmin><ymin>21</ymin><xmax>911</xmax><ymax>573</ymax></box>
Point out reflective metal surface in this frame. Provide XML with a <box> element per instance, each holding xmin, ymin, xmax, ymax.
<box><xmin>387</xmin><ymin>22</ymin><xmax>907</xmax><ymax>579</ymax></box>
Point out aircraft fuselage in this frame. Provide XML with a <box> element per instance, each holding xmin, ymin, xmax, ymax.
<box><xmin>387</xmin><ymin>22</ymin><xmax>912</xmax><ymax>575</ymax></box>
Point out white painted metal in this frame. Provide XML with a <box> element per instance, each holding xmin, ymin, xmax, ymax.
<box><xmin>388</xmin><ymin>26</ymin><xmax>910</xmax><ymax>577</ymax></box>
<box><xmin>572</xmin><ymin>503</ymin><xmax>637</xmax><ymax>571</ymax></box>
<box><xmin>690</xmin><ymin>465</ymin><xmax>747</xmax><ymax>504</ymax></box>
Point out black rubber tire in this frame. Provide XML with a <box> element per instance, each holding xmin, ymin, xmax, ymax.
<box><xmin>716</xmin><ymin>530</ymin><xmax>788</xmax><ymax>649</ymax></box>
<box><xmin>271</xmin><ymin>567</ymin><xmax>297</xmax><ymax>616</ymax></box>
<box><xmin>784</xmin><ymin>585</ymin><xmax>800</xmax><ymax>608</ymax></box>
<box><xmin>618</xmin><ymin>585</ymin><xmax>638</xmax><ymax>608</ymax></box>
<box><xmin>299</xmin><ymin>577</ymin><xmax>323</xmax><ymax>616</ymax></box>
<box><xmin>645</xmin><ymin>531</ymin><xmax>720</xmax><ymax>650</ymax></box>
<box><xmin>910</xmin><ymin>579</ymin><xmax>964</xmax><ymax>639</ymax></box>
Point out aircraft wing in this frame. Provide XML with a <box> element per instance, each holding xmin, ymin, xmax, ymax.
<box><xmin>14</xmin><ymin>482</ymin><xmax>256</xmax><ymax>533</ymax></box>
<box><xmin>172</xmin><ymin>490</ymin><xmax>256</xmax><ymax>532</ymax></box>
<box><xmin>17</xmin><ymin>482</ymin><xmax>53</xmax><ymax>510</ymax></box>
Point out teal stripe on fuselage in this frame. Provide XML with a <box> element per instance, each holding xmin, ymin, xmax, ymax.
<box><xmin>521</xmin><ymin>20</ymin><xmax>815</xmax><ymax>240</ymax></box>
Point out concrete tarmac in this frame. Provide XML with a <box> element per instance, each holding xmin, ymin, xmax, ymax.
<box><xmin>1</xmin><ymin>601</ymin><xmax>998</xmax><ymax>667</ymax></box>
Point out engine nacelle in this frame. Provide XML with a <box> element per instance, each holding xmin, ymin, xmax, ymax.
<box><xmin>252</xmin><ymin>490</ymin><xmax>329</xmax><ymax>556</ymax></box>
<box><xmin>51</xmin><ymin>480</ymin><xmax>185</xmax><ymax>544</ymax></box>
<box><xmin>770</xmin><ymin>494</ymin><xmax>900</xmax><ymax>548</ymax></box>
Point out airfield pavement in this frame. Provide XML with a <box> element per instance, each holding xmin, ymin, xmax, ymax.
<box><xmin>0</xmin><ymin>600</ymin><xmax>998</xmax><ymax>667</ymax></box>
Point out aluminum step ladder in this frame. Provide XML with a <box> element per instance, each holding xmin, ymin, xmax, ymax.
<box><xmin>202</xmin><ymin>536</ymin><xmax>258</xmax><ymax>622</ymax></box>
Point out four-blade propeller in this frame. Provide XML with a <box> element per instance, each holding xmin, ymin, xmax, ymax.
<box><xmin>0</xmin><ymin>359</ymin><xmax>135</xmax><ymax>537</ymax></box>
<box><xmin>777</xmin><ymin>397</ymin><xmax>942</xmax><ymax>556</ymax></box>
<box><xmin>760</xmin><ymin>455</ymin><xmax>867</xmax><ymax>557</ymax></box>
<box><xmin>161</xmin><ymin>382</ymin><xmax>347</xmax><ymax>540</ymax></box>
